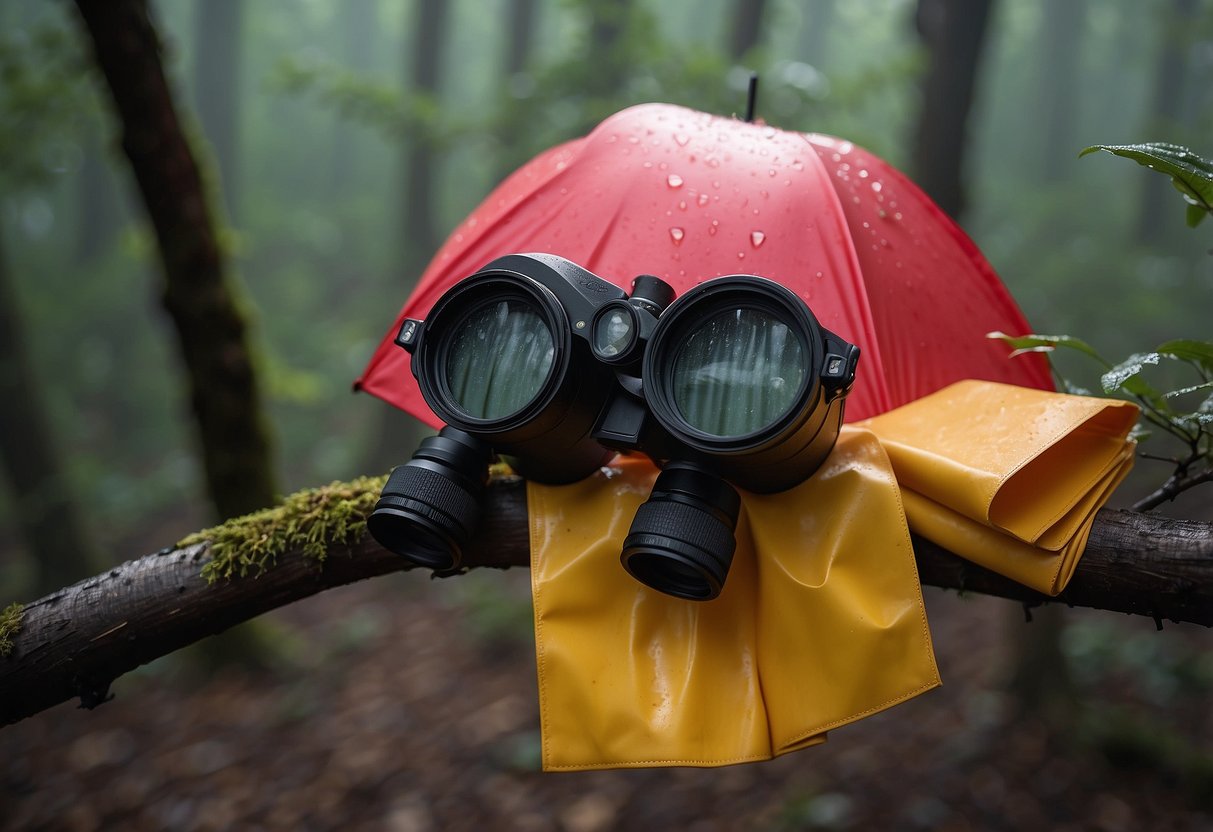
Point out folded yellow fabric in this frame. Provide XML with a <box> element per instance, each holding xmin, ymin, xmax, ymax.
<box><xmin>528</xmin><ymin>427</ymin><xmax>941</xmax><ymax>771</ymax></box>
<box><xmin>857</xmin><ymin>380</ymin><xmax>1139</xmax><ymax>594</ymax></box>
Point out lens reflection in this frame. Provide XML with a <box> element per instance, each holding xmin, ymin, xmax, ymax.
<box><xmin>445</xmin><ymin>300</ymin><xmax>554</xmax><ymax>419</ymax></box>
<box><xmin>672</xmin><ymin>308</ymin><xmax>805</xmax><ymax>436</ymax></box>
<box><xmin>594</xmin><ymin>308</ymin><xmax>633</xmax><ymax>357</ymax></box>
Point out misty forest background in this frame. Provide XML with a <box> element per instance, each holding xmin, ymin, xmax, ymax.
<box><xmin>2</xmin><ymin>0</ymin><xmax>1213</xmax><ymax>829</ymax></box>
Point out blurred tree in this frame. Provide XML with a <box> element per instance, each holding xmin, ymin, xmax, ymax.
<box><xmin>0</xmin><ymin>20</ymin><xmax>107</xmax><ymax>594</ymax></box>
<box><xmin>728</xmin><ymin>0</ymin><xmax>770</xmax><ymax>60</ymax></box>
<box><xmin>1033</xmin><ymin>0</ymin><xmax>1087</xmax><ymax>181</ymax></box>
<box><xmin>74</xmin><ymin>117</ymin><xmax>126</xmax><ymax>261</ymax></box>
<box><xmin>574</xmin><ymin>0</ymin><xmax>636</xmax><ymax>134</ymax></box>
<box><xmin>0</xmin><ymin>227</ymin><xmax>103</xmax><ymax>595</ymax></box>
<box><xmin>192</xmin><ymin>0</ymin><xmax>244</xmax><ymax>224</ymax></box>
<box><xmin>329</xmin><ymin>0</ymin><xmax>379</xmax><ymax>194</ymax></box>
<box><xmin>492</xmin><ymin>0</ymin><xmax>539</xmax><ymax>183</ymax></box>
<box><xmin>1136</xmin><ymin>0</ymin><xmax>1199</xmax><ymax>242</ymax></box>
<box><xmin>797</xmin><ymin>0</ymin><xmax>835</xmax><ymax>66</ymax></box>
<box><xmin>909</xmin><ymin>0</ymin><xmax>995</xmax><ymax>219</ymax></box>
<box><xmin>401</xmin><ymin>0</ymin><xmax>450</xmax><ymax>268</ymax></box>
<box><xmin>72</xmin><ymin>0</ymin><xmax>277</xmax><ymax>521</ymax></box>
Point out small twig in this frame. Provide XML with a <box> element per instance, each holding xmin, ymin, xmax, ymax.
<box><xmin>1133</xmin><ymin>465</ymin><xmax>1213</xmax><ymax>512</ymax></box>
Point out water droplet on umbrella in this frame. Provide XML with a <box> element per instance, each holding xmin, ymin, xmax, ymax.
<box><xmin>750</xmin><ymin>230</ymin><xmax>766</xmax><ymax>248</ymax></box>
<box><xmin>831</xmin><ymin>153</ymin><xmax>841</xmax><ymax>162</ymax></box>
<box><xmin>792</xmin><ymin>160</ymin><xmax>804</xmax><ymax>171</ymax></box>
<box><xmin>669</xmin><ymin>227</ymin><xmax>685</xmax><ymax>244</ymax></box>
<box><xmin>858</xmin><ymin>169</ymin><xmax>869</xmax><ymax>179</ymax></box>
<box><xmin>678</xmin><ymin>200</ymin><xmax>687</xmax><ymax>210</ymax></box>
<box><xmin>707</xmin><ymin>157</ymin><xmax>721</xmax><ymax>168</ymax></box>
<box><xmin>894</xmin><ymin>212</ymin><xmax>903</xmax><ymax>221</ymax></box>
<box><xmin>667</xmin><ymin>173</ymin><xmax>684</xmax><ymax>189</ymax></box>
<box><xmin>708</xmin><ymin>220</ymin><xmax>719</xmax><ymax>236</ymax></box>
<box><xmin>871</xmin><ymin>181</ymin><xmax>883</xmax><ymax>193</ymax></box>
<box><xmin>737</xmin><ymin>251</ymin><xmax>746</xmax><ymax>260</ymax></box>
<box><xmin>768</xmin><ymin>169</ymin><xmax>777</xmax><ymax>177</ymax></box>
<box><xmin>674</xmin><ymin>133</ymin><xmax>690</xmax><ymax>146</ymax></box>
<box><xmin>697</xmin><ymin>193</ymin><xmax>710</xmax><ymax>206</ymax></box>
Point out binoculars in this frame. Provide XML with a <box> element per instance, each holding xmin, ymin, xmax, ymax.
<box><xmin>368</xmin><ymin>253</ymin><xmax>859</xmax><ymax>600</ymax></box>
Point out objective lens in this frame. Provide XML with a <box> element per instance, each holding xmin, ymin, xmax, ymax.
<box><xmin>445</xmin><ymin>299</ymin><xmax>554</xmax><ymax>419</ymax></box>
<box><xmin>593</xmin><ymin>308</ymin><xmax>634</xmax><ymax>357</ymax></box>
<box><xmin>621</xmin><ymin>463</ymin><xmax>741</xmax><ymax>601</ymax></box>
<box><xmin>671</xmin><ymin>307</ymin><xmax>806</xmax><ymax>437</ymax></box>
<box><xmin>367</xmin><ymin>427</ymin><xmax>492</xmax><ymax>571</ymax></box>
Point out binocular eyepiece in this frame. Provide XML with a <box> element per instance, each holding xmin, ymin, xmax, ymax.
<box><xmin>369</xmin><ymin>253</ymin><xmax>859</xmax><ymax>600</ymax></box>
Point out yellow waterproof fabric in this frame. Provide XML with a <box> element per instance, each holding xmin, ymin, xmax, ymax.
<box><xmin>857</xmin><ymin>380</ymin><xmax>1139</xmax><ymax>594</ymax></box>
<box><xmin>529</xmin><ymin>427</ymin><xmax>941</xmax><ymax>771</ymax></box>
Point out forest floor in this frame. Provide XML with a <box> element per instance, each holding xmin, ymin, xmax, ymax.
<box><xmin>3</xmin><ymin>565</ymin><xmax>1211</xmax><ymax>831</ymax></box>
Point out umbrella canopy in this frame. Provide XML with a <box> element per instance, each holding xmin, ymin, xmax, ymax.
<box><xmin>358</xmin><ymin>103</ymin><xmax>1051</xmax><ymax>424</ymax></box>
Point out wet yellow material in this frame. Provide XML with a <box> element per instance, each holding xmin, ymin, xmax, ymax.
<box><xmin>858</xmin><ymin>380</ymin><xmax>1139</xmax><ymax>595</ymax></box>
<box><xmin>528</xmin><ymin>428</ymin><xmax>940</xmax><ymax>771</ymax></box>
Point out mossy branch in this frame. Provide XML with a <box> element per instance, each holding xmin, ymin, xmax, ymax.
<box><xmin>2</xmin><ymin>474</ymin><xmax>1212</xmax><ymax>727</ymax></box>
<box><xmin>0</xmin><ymin>603</ymin><xmax>24</xmax><ymax>658</ymax></box>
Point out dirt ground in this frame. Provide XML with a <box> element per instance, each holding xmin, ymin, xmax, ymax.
<box><xmin>3</xmin><ymin>566</ymin><xmax>1211</xmax><ymax>831</ymax></box>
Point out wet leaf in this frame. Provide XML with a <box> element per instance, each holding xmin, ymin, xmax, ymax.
<box><xmin>1155</xmin><ymin>339</ymin><xmax>1213</xmax><ymax>374</ymax></box>
<box><xmin>1164</xmin><ymin>381</ymin><xmax>1213</xmax><ymax>400</ymax></box>
<box><xmin>986</xmin><ymin>331</ymin><xmax>1105</xmax><ymax>364</ymax></box>
<box><xmin>1080</xmin><ymin>143</ymin><xmax>1213</xmax><ymax>227</ymax></box>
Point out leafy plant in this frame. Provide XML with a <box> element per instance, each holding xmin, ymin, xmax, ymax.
<box><xmin>1079</xmin><ymin>142</ymin><xmax>1213</xmax><ymax>229</ymax></box>
<box><xmin>988</xmin><ymin>332</ymin><xmax>1213</xmax><ymax>512</ymax></box>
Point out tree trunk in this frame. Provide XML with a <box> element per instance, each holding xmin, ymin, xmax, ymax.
<box><xmin>74</xmin><ymin>119</ymin><xmax>126</xmax><ymax>261</ymax></box>
<box><xmin>192</xmin><ymin>0</ymin><xmax>244</xmax><ymax>224</ymax></box>
<box><xmin>491</xmin><ymin>0</ymin><xmax>539</xmax><ymax>182</ymax></box>
<box><xmin>1034</xmin><ymin>0</ymin><xmax>1087</xmax><ymax>181</ymax></box>
<box><xmin>2</xmin><ymin>474</ymin><xmax>1211</xmax><ymax>727</ymax></box>
<box><xmin>72</xmin><ymin>0</ymin><xmax>277</xmax><ymax>521</ymax></box>
<box><xmin>0</xmin><ymin>225</ymin><xmax>103</xmax><ymax>595</ymax></box>
<box><xmin>798</xmin><ymin>0</ymin><xmax>836</xmax><ymax>67</ymax></box>
<box><xmin>909</xmin><ymin>0</ymin><xmax>995</xmax><ymax>220</ymax></box>
<box><xmin>329</xmin><ymin>0</ymin><xmax>379</xmax><ymax>195</ymax></box>
<box><xmin>728</xmin><ymin>0</ymin><xmax>770</xmax><ymax>61</ymax></box>
<box><xmin>1136</xmin><ymin>0</ymin><xmax>1198</xmax><ymax>243</ymax></box>
<box><xmin>401</xmin><ymin>0</ymin><xmax>450</xmax><ymax>270</ymax></box>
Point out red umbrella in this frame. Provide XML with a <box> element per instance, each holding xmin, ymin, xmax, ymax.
<box><xmin>357</xmin><ymin>103</ymin><xmax>1051</xmax><ymax>423</ymax></box>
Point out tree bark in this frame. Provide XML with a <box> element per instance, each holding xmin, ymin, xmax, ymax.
<box><xmin>72</xmin><ymin>0</ymin><xmax>277</xmax><ymax>521</ymax></box>
<box><xmin>2</xmin><ymin>476</ymin><xmax>1211</xmax><ymax>727</ymax></box>
<box><xmin>909</xmin><ymin>0</ymin><xmax>995</xmax><ymax>219</ymax></box>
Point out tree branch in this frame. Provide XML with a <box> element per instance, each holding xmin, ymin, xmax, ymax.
<box><xmin>2</xmin><ymin>476</ymin><xmax>1211</xmax><ymax>727</ymax></box>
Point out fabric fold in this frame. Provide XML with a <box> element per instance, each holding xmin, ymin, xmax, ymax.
<box><xmin>529</xmin><ymin>428</ymin><xmax>940</xmax><ymax>771</ymax></box>
<box><xmin>858</xmin><ymin>380</ymin><xmax>1139</xmax><ymax>594</ymax></box>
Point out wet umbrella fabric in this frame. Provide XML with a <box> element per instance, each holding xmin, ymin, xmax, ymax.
<box><xmin>357</xmin><ymin>102</ymin><xmax>1051</xmax><ymax>423</ymax></box>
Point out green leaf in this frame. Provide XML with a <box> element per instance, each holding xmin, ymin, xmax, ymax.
<box><xmin>1080</xmin><ymin>143</ymin><xmax>1213</xmax><ymax>225</ymax></box>
<box><xmin>986</xmin><ymin>331</ymin><xmax>1106</xmax><ymax>364</ymax></box>
<box><xmin>1101</xmin><ymin>352</ymin><xmax>1165</xmax><ymax>398</ymax></box>
<box><xmin>1164</xmin><ymin>381</ymin><xmax>1213</xmax><ymax>399</ymax></box>
<box><xmin>1155</xmin><ymin>339</ymin><xmax>1213</xmax><ymax>374</ymax></box>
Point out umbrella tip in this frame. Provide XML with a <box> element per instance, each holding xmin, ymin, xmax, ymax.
<box><xmin>744</xmin><ymin>73</ymin><xmax>759</xmax><ymax>123</ymax></box>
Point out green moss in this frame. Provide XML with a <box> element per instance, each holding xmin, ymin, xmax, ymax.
<box><xmin>181</xmin><ymin>475</ymin><xmax>388</xmax><ymax>583</ymax></box>
<box><xmin>0</xmin><ymin>602</ymin><xmax>24</xmax><ymax>657</ymax></box>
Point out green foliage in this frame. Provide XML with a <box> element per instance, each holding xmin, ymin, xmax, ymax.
<box><xmin>0</xmin><ymin>602</ymin><xmax>24</xmax><ymax>657</ymax></box>
<box><xmin>989</xmin><ymin>331</ymin><xmax>1213</xmax><ymax>508</ymax></box>
<box><xmin>1080</xmin><ymin>143</ymin><xmax>1213</xmax><ymax>228</ymax></box>
<box><xmin>181</xmin><ymin>475</ymin><xmax>387</xmax><ymax>582</ymax></box>
<box><xmin>0</xmin><ymin>25</ymin><xmax>91</xmax><ymax>192</ymax></box>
